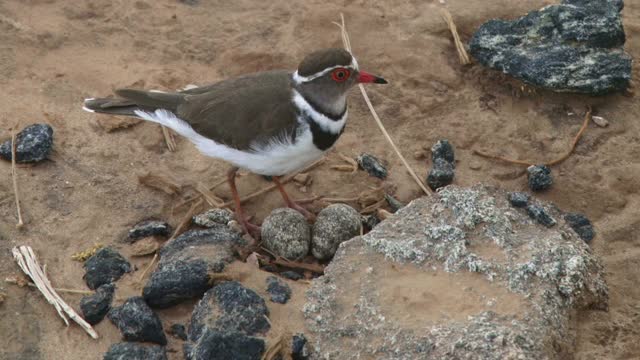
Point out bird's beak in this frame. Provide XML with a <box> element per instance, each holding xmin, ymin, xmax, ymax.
<box><xmin>358</xmin><ymin>71</ymin><xmax>388</xmax><ymax>84</ymax></box>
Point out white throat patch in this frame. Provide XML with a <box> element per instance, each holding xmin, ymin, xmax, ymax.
<box><xmin>292</xmin><ymin>90</ymin><xmax>347</xmax><ymax>134</ymax></box>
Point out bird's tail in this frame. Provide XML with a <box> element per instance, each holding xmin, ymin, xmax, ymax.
<box><xmin>82</xmin><ymin>89</ymin><xmax>184</xmax><ymax>117</ymax></box>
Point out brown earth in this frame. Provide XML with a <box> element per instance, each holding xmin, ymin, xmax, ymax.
<box><xmin>0</xmin><ymin>0</ymin><xmax>638</xmax><ymax>359</ymax></box>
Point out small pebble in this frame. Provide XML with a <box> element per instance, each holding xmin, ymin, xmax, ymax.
<box><xmin>266</xmin><ymin>276</ymin><xmax>292</xmax><ymax>304</ymax></box>
<box><xmin>0</xmin><ymin>124</ymin><xmax>54</xmax><ymax>163</ymax></box>
<box><xmin>83</xmin><ymin>248</ymin><xmax>132</xmax><ymax>290</ymax></box>
<box><xmin>362</xmin><ymin>214</ymin><xmax>381</xmax><ymax>230</ymax></box>
<box><xmin>312</xmin><ymin>204</ymin><xmax>361</xmax><ymax>260</ymax></box>
<box><xmin>427</xmin><ymin>158</ymin><xmax>455</xmax><ymax>190</ymax></box>
<box><xmin>262</xmin><ymin>208</ymin><xmax>311</xmax><ymax>260</ymax></box>
<box><xmin>292</xmin><ymin>333</ymin><xmax>310</xmax><ymax>360</ymax></box>
<box><xmin>357</xmin><ymin>153</ymin><xmax>388</xmax><ymax>179</ymax></box>
<box><xmin>527</xmin><ymin>165</ymin><xmax>553</xmax><ymax>191</ymax></box>
<box><xmin>103</xmin><ymin>342</ymin><xmax>167</xmax><ymax>360</ymax></box>
<box><xmin>128</xmin><ymin>220</ymin><xmax>171</xmax><ymax>240</ymax></box>
<box><xmin>591</xmin><ymin>115</ymin><xmax>609</xmax><ymax>127</ymax></box>
<box><xmin>169</xmin><ymin>323</ymin><xmax>188</xmax><ymax>341</ymax></box>
<box><xmin>564</xmin><ymin>212</ymin><xmax>595</xmax><ymax>243</ymax></box>
<box><xmin>508</xmin><ymin>192</ymin><xmax>530</xmax><ymax>208</ymax></box>
<box><xmin>280</xmin><ymin>271</ymin><xmax>303</xmax><ymax>281</ymax></box>
<box><xmin>385</xmin><ymin>194</ymin><xmax>405</xmax><ymax>213</ymax></box>
<box><xmin>80</xmin><ymin>283</ymin><xmax>115</xmax><ymax>325</ymax></box>
<box><xmin>192</xmin><ymin>208</ymin><xmax>234</xmax><ymax>227</ymax></box>
<box><xmin>108</xmin><ymin>296</ymin><xmax>167</xmax><ymax>345</ymax></box>
<box><xmin>469</xmin><ymin>161</ymin><xmax>483</xmax><ymax>171</ymax></box>
<box><xmin>526</xmin><ymin>204</ymin><xmax>557</xmax><ymax>227</ymax></box>
<box><xmin>431</xmin><ymin>139</ymin><xmax>455</xmax><ymax>165</ymax></box>
<box><xmin>293</xmin><ymin>173</ymin><xmax>311</xmax><ymax>185</ymax></box>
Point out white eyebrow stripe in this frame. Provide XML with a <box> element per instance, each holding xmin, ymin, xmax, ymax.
<box><xmin>292</xmin><ymin>58</ymin><xmax>359</xmax><ymax>84</ymax></box>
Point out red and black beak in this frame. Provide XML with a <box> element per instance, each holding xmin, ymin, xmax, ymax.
<box><xmin>358</xmin><ymin>70</ymin><xmax>388</xmax><ymax>84</ymax></box>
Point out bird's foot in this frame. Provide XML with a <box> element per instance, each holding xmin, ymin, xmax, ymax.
<box><xmin>287</xmin><ymin>200</ymin><xmax>316</xmax><ymax>222</ymax></box>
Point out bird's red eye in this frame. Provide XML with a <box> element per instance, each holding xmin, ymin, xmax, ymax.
<box><xmin>331</xmin><ymin>68</ymin><xmax>350</xmax><ymax>82</ymax></box>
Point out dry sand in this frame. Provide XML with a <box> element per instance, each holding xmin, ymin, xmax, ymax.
<box><xmin>0</xmin><ymin>0</ymin><xmax>638</xmax><ymax>359</ymax></box>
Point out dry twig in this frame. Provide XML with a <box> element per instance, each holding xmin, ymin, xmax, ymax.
<box><xmin>473</xmin><ymin>107</ymin><xmax>593</xmax><ymax>167</ymax></box>
<box><xmin>11</xmin><ymin>129</ymin><xmax>24</xmax><ymax>228</ymax></box>
<box><xmin>262</xmin><ymin>334</ymin><xmax>285</xmax><ymax>360</ymax></box>
<box><xmin>170</xmin><ymin>198</ymin><xmax>204</xmax><ymax>239</ymax></box>
<box><xmin>12</xmin><ymin>246</ymin><xmax>98</xmax><ymax>339</ymax></box>
<box><xmin>161</xmin><ymin>126</ymin><xmax>177</xmax><ymax>152</ymax></box>
<box><xmin>196</xmin><ymin>182</ymin><xmax>225</xmax><ymax>207</ymax></box>
<box><xmin>441</xmin><ymin>8</ymin><xmax>471</xmax><ymax>65</ymax></box>
<box><xmin>138</xmin><ymin>172</ymin><xmax>182</xmax><ymax>195</ymax></box>
<box><xmin>5</xmin><ymin>276</ymin><xmax>93</xmax><ymax>295</ymax></box>
<box><xmin>334</xmin><ymin>15</ymin><xmax>432</xmax><ymax>195</ymax></box>
<box><xmin>138</xmin><ymin>253</ymin><xmax>158</xmax><ymax>282</ymax></box>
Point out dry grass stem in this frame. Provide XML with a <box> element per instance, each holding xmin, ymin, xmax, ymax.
<box><xmin>196</xmin><ymin>182</ymin><xmax>225</xmax><ymax>207</ymax></box>
<box><xmin>262</xmin><ymin>334</ymin><xmax>284</xmax><ymax>360</ymax></box>
<box><xmin>12</xmin><ymin>246</ymin><xmax>98</xmax><ymax>339</ymax></box>
<box><xmin>5</xmin><ymin>277</ymin><xmax>93</xmax><ymax>295</ymax></box>
<box><xmin>360</xmin><ymin>198</ymin><xmax>387</xmax><ymax>214</ymax></box>
<box><xmin>138</xmin><ymin>172</ymin><xmax>182</xmax><ymax>195</ymax></box>
<box><xmin>270</xmin><ymin>257</ymin><xmax>325</xmax><ymax>274</ymax></box>
<box><xmin>161</xmin><ymin>126</ymin><xmax>177</xmax><ymax>152</ymax></box>
<box><xmin>138</xmin><ymin>253</ymin><xmax>158</xmax><ymax>282</ymax></box>
<box><xmin>11</xmin><ymin>129</ymin><xmax>24</xmax><ymax>229</ymax></box>
<box><xmin>473</xmin><ymin>106</ymin><xmax>593</xmax><ymax>167</ymax></box>
<box><xmin>441</xmin><ymin>8</ymin><xmax>471</xmax><ymax>65</ymax></box>
<box><xmin>334</xmin><ymin>15</ymin><xmax>432</xmax><ymax>195</ymax></box>
<box><xmin>170</xmin><ymin>198</ymin><xmax>204</xmax><ymax>240</ymax></box>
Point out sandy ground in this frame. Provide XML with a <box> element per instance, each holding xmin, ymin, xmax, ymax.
<box><xmin>0</xmin><ymin>0</ymin><xmax>638</xmax><ymax>359</ymax></box>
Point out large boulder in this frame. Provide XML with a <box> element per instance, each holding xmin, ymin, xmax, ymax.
<box><xmin>304</xmin><ymin>185</ymin><xmax>607</xmax><ymax>359</ymax></box>
<box><xmin>469</xmin><ymin>0</ymin><xmax>631</xmax><ymax>94</ymax></box>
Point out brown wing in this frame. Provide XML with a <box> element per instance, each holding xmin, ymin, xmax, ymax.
<box><xmin>176</xmin><ymin>70</ymin><xmax>299</xmax><ymax>150</ymax></box>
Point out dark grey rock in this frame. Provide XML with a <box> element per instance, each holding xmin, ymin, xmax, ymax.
<box><xmin>262</xmin><ymin>208</ymin><xmax>311</xmax><ymax>260</ymax></box>
<box><xmin>80</xmin><ymin>283</ymin><xmax>115</xmax><ymax>325</ymax></box>
<box><xmin>143</xmin><ymin>226</ymin><xmax>244</xmax><ymax>308</ymax></box>
<box><xmin>385</xmin><ymin>194</ymin><xmax>405</xmax><ymax>213</ymax></box>
<box><xmin>188</xmin><ymin>281</ymin><xmax>270</xmax><ymax>340</ymax></box>
<box><xmin>266</xmin><ymin>276</ymin><xmax>291</xmax><ymax>304</ymax></box>
<box><xmin>305</xmin><ymin>185</ymin><xmax>608</xmax><ymax>359</ymax></box>
<box><xmin>0</xmin><ymin>124</ymin><xmax>53</xmax><ymax>163</ymax></box>
<box><xmin>527</xmin><ymin>204</ymin><xmax>557</xmax><ymax>228</ymax></box>
<box><xmin>431</xmin><ymin>139</ymin><xmax>455</xmax><ymax>165</ymax></box>
<box><xmin>565</xmin><ymin>212</ymin><xmax>595</xmax><ymax>243</ymax></box>
<box><xmin>426</xmin><ymin>158</ymin><xmax>455</xmax><ymax>190</ymax></box>
<box><xmin>185</xmin><ymin>282</ymin><xmax>269</xmax><ymax>359</ymax></box>
<box><xmin>169</xmin><ymin>323</ymin><xmax>188</xmax><ymax>341</ymax></box>
<box><xmin>292</xmin><ymin>333</ymin><xmax>310</xmax><ymax>360</ymax></box>
<box><xmin>362</xmin><ymin>214</ymin><xmax>381</xmax><ymax>230</ymax></box>
<box><xmin>185</xmin><ymin>330</ymin><xmax>264</xmax><ymax>360</ymax></box>
<box><xmin>103</xmin><ymin>342</ymin><xmax>167</xmax><ymax>360</ymax></box>
<box><xmin>280</xmin><ymin>271</ymin><xmax>303</xmax><ymax>281</ymax></box>
<box><xmin>128</xmin><ymin>220</ymin><xmax>171</xmax><ymax>241</ymax></box>
<box><xmin>527</xmin><ymin>165</ymin><xmax>553</xmax><ymax>191</ymax></box>
<box><xmin>469</xmin><ymin>0</ymin><xmax>631</xmax><ymax>94</ymax></box>
<box><xmin>357</xmin><ymin>153</ymin><xmax>388</xmax><ymax>179</ymax></box>
<box><xmin>508</xmin><ymin>192</ymin><xmax>530</xmax><ymax>208</ymax></box>
<box><xmin>107</xmin><ymin>297</ymin><xmax>167</xmax><ymax>345</ymax></box>
<box><xmin>192</xmin><ymin>208</ymin><xmax>234</xmax><ymax>227</ymax></box>
<box><xmin>311</xmin><ymin>204</ymin><xmax>361</xmax><ymax>260</ymax></box>
<box><xmin>83</xmin><ymin>248</ymin><xmax>131</xmax><ymax>290</ymax></box>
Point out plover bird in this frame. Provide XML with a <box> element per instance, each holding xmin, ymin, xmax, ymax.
<box><xmin>83</xmin><ymin>48</ymin><xmax>387</xmax><ymax>237</ymax></box>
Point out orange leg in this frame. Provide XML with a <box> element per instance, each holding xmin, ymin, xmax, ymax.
<box><xmin>273</xmin><ymin>176</ymin><xmax>316</xmax><ymax>221</ymax></box>
<box><xmin>227</xmin><ymin>167</ymin><xmax>261</xmax><ymax>239</ymax></box>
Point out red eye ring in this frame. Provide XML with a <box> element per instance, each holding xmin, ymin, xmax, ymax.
<box><xmin>331</xmin><ymin>68</ymin><xmax>350</xmax><ymax>82</ymax></box>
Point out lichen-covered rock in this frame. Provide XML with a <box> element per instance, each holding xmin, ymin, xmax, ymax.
<box><xmin>291</xmin><ymin>333</ymin><xmax>310</xmax><ymax>360</ymax></box>
<box><xmin>169</xmin><ymin>323</ymin><xmax>188</xmax><ymax>341</ymax></box>
<box><xmin>266</xmin><ymin>276</ymin><xmax>292</xmax><ymax>304</ymax></box>
<box><xmin>508</xmin><ymin>192</ymin><xmax>530</xmax><ymax>208</ymax></box>
<box><xmin>80</xmin><ymin>283</ymin><xmax>115</xmax><ymax>325</ymax></box>
<box><xmin>304</xmin><ymin>185</ymin><xmax>608</xmax><ymax>359</ymax></box>
<box><xmin>311</xmin><ymin>204</ymin><xmax>361</xmax><ymax>260</ymax></box>
<box><xmin>128</xmin><ymin>220</ymin><xmax>171</xmax><ymax>241</ymax></box>
<box><xmin>357</xmin><ymin>153</ymin><xmax>388</xmax><ymax>179</ymax></box>
<box><xmin>83</xmin><ymin>248</ymin><xmax>131</xmax><ymax>290</ymax></box>
<box><xmin>108</xmin><ymin>297</ymin><xmax>167</xmax><ymax>345</ymax></box>
<box><xmin>431</xmin><ymin>139</ymin><xmax>455</xmax><ymax>165</ymax></box>
<box><xmin>528</xmin><ymin>165</ymin><xmax>553</xmax><ymax>191</ymax></box>
<box><xmin>185</xmin><ymin>281</ymin><xmax>269</xmax><ymax>359</ymax></box>
<box><xmin>103</xmin><ymin>342</ymin><xmax>167</xmax><ymax>360</ymax></box>
<box><xmin>192</xmin><ymin>208</ymin><xmax>234</xmax><ymax>228</ymax></box>
<box><xmin>0</xmin><ymin>124</ymin><xmax>54</xmax><ymax>163</ymax></box>
<box><xmin>143</xmin><ymin>226</ymin><xmax>245</xmax><ymax>308</ymax></box>
<box><xmin>469</xmin><ymin>0</ymin><xmax>631</xmax><ymax>94</ymax></box>
<box><xmin>527</xmin><ymin>203</ymin><xmax>557</xmax><ymax>227</ymax></box>
<box><xmin>262</xmin><ymin>208</ymin><xmax>311</xmax><ymax>260</ymax></box>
